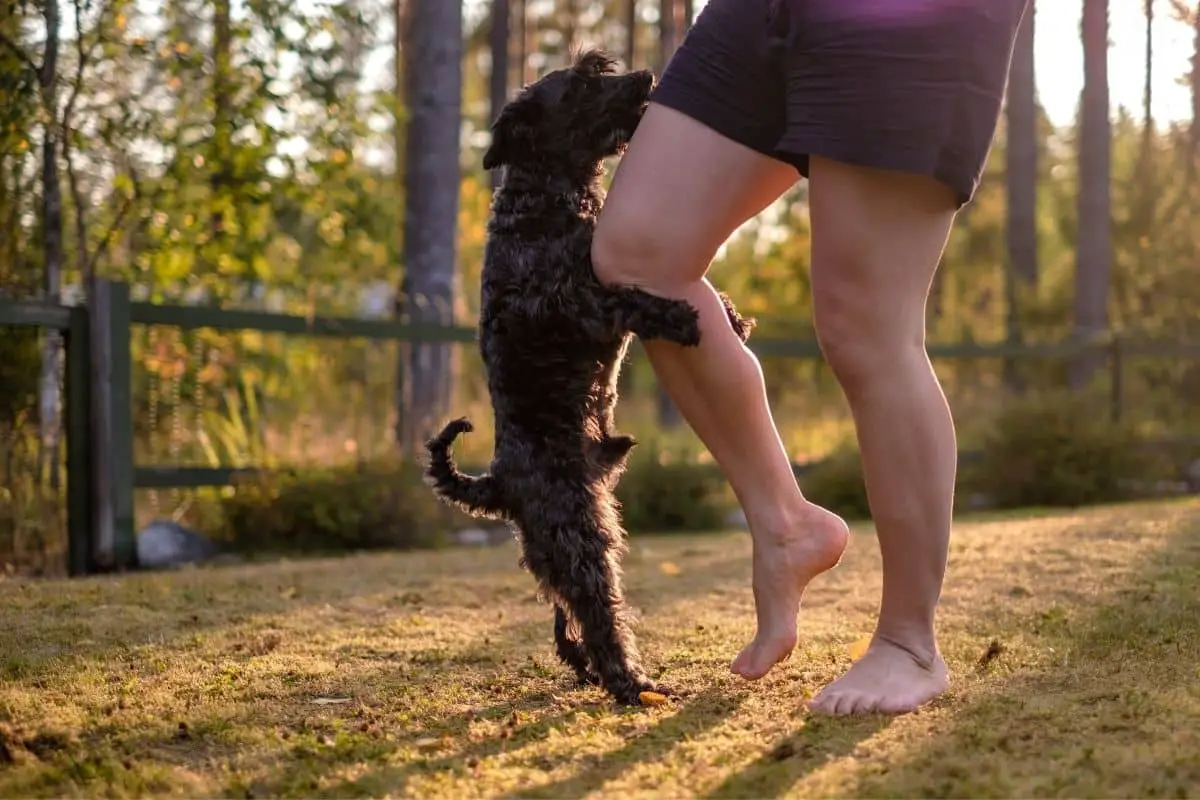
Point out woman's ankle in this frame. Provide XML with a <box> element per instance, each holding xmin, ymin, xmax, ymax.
<box><xmin>746</xmin><ymin>500</ymin><xmax>847</xmax><ymax>548</ymax></box>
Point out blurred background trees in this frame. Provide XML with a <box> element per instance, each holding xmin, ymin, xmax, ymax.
<box><xmin>3</xmin><ymin>0</ymin><xmax>1200</xmax><ymax>568</ymax></box>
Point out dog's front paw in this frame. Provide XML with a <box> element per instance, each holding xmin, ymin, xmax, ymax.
<box><xmin>717</xmin><ymin>289</ymin><xmax>756</xmax><ymax>343</ymax></box>
<box><xmin>635</xmin><ymin>298</ymin><xmax>701</xmax><ymax>347</ymax></box>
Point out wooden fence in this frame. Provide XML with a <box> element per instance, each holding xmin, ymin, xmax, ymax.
<box><xmin>2</xmin><ymin>279</ymin><xmax>1198</xmax><ymax>576</ymax></box>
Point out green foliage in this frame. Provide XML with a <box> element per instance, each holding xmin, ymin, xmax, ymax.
<box><xmin>214</xmin><ymin>459</ymin><xmax>470</xmax><ymax>555</ymax></box>
<box><xmin>616</xmin><ymin>439</ymin><xmax>735</xmax><ymax>534</ymax></box>
<box><xmin>973</xmin><ymin>391</ymin><xmax>1170</xmax><ymax>510</ymax></box>
<box><xmin>0</xmin><ymin>329</ymin><xmax>40</xmax><ymax>427</ymax></box>
<box><xmin>798</xmin><ymin>443</ymin><xmax>872</xmax><ymax>521</ymax></box>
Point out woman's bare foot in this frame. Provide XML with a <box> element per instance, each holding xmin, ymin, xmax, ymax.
<box><xmin>730</xmin><ymin>505</ymin><xmax>849</xmax><ymax>680</ymax></box>
<box><xmin>808</xmin><ymin>636</ymin><xmax>949</xmax><ymax>715</ymax></box>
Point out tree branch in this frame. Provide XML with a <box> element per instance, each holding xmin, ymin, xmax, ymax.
<box><xmin>0</xmin><ymin>29</ymin><xmax>40</xmax><ymax>75</ymax></box>
<box><xmin>62</xmin><ymin>0</ymin><xmax>96</xmax><ymax>132</ymax></box>
<box><xmin>86</xmin><ymin>190</ymin><xmax>135</xmax><ymax>277</ymax></box>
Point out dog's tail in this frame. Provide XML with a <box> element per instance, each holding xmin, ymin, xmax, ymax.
<box><xmin>424</xmin><ymin>417</ymin><xmax>508</xmax><ymax>520</ymax></box>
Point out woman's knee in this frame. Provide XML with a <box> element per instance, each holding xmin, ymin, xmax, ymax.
<box><xmin>590</xmin><ymin>206</ymin><xmax>680</xmax><ymax>291</ymax></box>
<box><xmin>812</xmin><ymin>275</ymin><xmax>926</xmax><ymax>393</ymax></box>
<box><xmin>590</xmin><ymin>103</ymin><xmax>797</xmax><ymax>292</ymax></box>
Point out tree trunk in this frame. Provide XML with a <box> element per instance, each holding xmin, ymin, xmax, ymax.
<box><xmin>393</xmin><ymin>0</ymin><xmax>410</xmax><ymax>449</ymax></box>
<box><xmin>657</xmin><ymin>0</ymin><xmax>676</xmax><ymax>72</ymax></box>
<box><xmin>397</xmin><ymin>0</ymin><xmax>463</xmax><ymax>455</ymax></box>
<box><xmin>1191</xmin><ymin>2</ymin><xmax>1200</xmax><ymax>170</ymax></box>
<box><xmin>211</xmin><ymin>0</ymin><xmax>232</xmax><ymax>239</ymax></box>
<box><xmin>625</xmin><ymin>0</ymin><xmax>637</xmax><ymax>69</ymax></box>
<box><xmin>1135</xmin><ymin>0</ymin><xmax>1157</xmax><ymax>319</ymax></box>
<box><xmin>560</xmin><ymin>0</ymin><xmax>578</xmax><ymax>61</ymax></box>
<box><xmin>1003</xmin><ymin>0</ymin><xmax>1037</xmax><ymax>391</ymax></box>
<box><xmin>1144</xmin><ymin>0</ymin><xmax>1154</xmax><ymax>138</ymax></box>
<box><xmin>489</xmin><ymin>0</ymin><xmax>510</xmax><ymax>189</ymax></box>
<box><xmin>515</xmin><ymin>0</ymin><xmax>527</xmax><ymax>85</ymax></box>
<box><xmin>1070</xmin><ymin>0</ymin><xmax>1112</xmax><ymax>389</ymax></box>
<box><xmin>37</xmin><ymin>0</ymin><xmax>63</xmax><ymax>487</ymax></box>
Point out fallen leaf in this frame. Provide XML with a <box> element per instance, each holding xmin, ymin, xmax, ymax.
<box><xmin>978</xmin><ymin>639</ymin><xmax>1005</xmax><ymax>667</ymax></box>
<box><xmin>639</xmin><ymin>691</ymin><xmax>669</xmax><ymax>706</ymax></box>
<box><xmin>848</xmin><ymin>635</ymin><xmax>871</xmax><ymax>661</ymax></box>
<box><xmin>311</xmin><ymin>697</ymin><xmax>351</xmax><ymax>706</ymax></box>
<box><xmin>659</xmin><ymin>561</ymin><xmax>682</xmax><ymax>576</ymax></box>
<box><xmin>769</xmin><ymin>742</ymin><xmax>797</xmax><ymax>761</ymax></box>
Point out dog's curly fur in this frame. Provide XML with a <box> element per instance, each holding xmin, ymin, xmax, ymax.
<box><xmin>424</xmin><ymin>50</ymin><xmax>755</xmax><ymax>706</ymax></box>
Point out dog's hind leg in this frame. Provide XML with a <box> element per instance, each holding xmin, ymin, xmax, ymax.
<box><xmin>526</xmin><ymin>517</ymin><xmax>664</xmax><ymax>706</ymax></box>
<box><xmin>589</xmin><ymin>434</ymin><xmax>636</xmax><ymax>476</ymax></box>
<box><xmin>553</xmin><ymin>605</ymin><xmax>599</xmax><ymax>686</ymax></box>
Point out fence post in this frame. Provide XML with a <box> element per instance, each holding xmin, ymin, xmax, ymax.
<box><xmin>65</xmin><ymin>306</ymin><xmax>93</xmax><ymax>576</ymax></box>
<box><xmin>1109</xmin><ymin>334</ymin><xmax>1124</xmax><ymax>423</ymax></box>
<box><xmin>89</xmin><ymin>279</ymin><xmax>137</xmax><ymax>571</ymax></box>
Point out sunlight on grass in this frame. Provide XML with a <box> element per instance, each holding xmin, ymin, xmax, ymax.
<box><xmin>0</xmin><ymin>500</ymin><xmax>1197</xmax><ymax>797</ymax></box>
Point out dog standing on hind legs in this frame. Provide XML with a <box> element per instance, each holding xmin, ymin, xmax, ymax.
<box><xmin>424</xmin><ymin>50</ymin><xmax>756</xmax><ymax>706</ymax></box>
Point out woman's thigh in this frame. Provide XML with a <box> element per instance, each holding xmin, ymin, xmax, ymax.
<box><xmin>593</xmin><ymin>0</ymin><xmax>798</xmax><ymax>287</ymax></box>
<box><xmin>594</xmin><ymin>104</ymin><xmax>798</xmax><ymax>288</ymax></box>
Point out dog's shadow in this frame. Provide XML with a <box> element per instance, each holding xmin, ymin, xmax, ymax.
<box><xmin>513</xmin><ymin>689</ymin><xmax>745</xmax><ymax>799</ymax></box>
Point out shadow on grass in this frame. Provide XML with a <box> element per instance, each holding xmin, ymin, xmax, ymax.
<box><xmin>704</xmin><ymin>714</ymin><xmax>892</xmax><ymax>799</ymax></box>
<box><xmin>0</xmin><ymin>614</ymin><xmax>594</xmax><ymax>797</ymax></box>
<box><xmin>286</xmin><ymin>689</ymin><xmax>747</xmax><ymax>799</ymax></box>
<box><xmin>0</xmin><ymin>542</ymin><xmax>542</xmax><ymax>685</ymax></box>
<box><xmin>0</xmin><ymin>529</ymin><xmax>750</xmax><ymax>690</ymax></box>
<box><xmin>513</xmin><ymin>690</ymin><xmax>747</xmax><ymax>799</ymax></box>
<box><xmin>843</xmin><ymin>502</ymin><xmax>1200</xmax><ymax>797</ymax></box>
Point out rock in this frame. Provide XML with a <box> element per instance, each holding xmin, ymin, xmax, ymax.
<box><xmin>455</xmin><ymin>527</ymin><xmax>492</xmax><ymax>547</ymax></box>
<box><xmin>453</xmin><ymin>527</ymin><xmax>511</xmax><ymax>547</ymax></box>
<box><xmin>1186</xmin><ymin>460</ymin><xmax>1200</xmax><ymax>493</ymax></box>
<box><xmin>136</xmin><ymin>519</ymin><xmax>221</xmax><ymax>569</ymax></box>
<box><xmin>725</xmin><ymin>508</ymin><xmax>748</xmax><ymax>529</ymax></box>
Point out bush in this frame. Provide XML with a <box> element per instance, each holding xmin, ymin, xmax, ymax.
<box><xmin>972</xmin><ymin>391</ymin><xmax>1168</xmax><ymax>510</ymax></box>
<box><xmin>213</xmin><ymin>458</ymin><xmax>474</xmax><ymax>555</ymax></box>
<box><xmin>0</xmin><ymin>327</ymin><xmax>40</xmax><ymax>427</ymax></box>
<box><xmin>616</xmin><ymin>439</ymin><xmax>735</xmax><ymax>533</ymax></box>
<box><xmin>799</xmin><ymin>442</ymin><xmax>872</xmax><ymax>520</ymax></box>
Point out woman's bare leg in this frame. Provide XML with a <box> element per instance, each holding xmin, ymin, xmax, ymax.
<box><xmin>593</xmin><ymin>104</ymin><xmax>850</xmax><ymax>681</ymax></box>
<box><xmin>804</xmin><ymin>156</ymin><xmax>959</xmax><ymax>715</ymax></box>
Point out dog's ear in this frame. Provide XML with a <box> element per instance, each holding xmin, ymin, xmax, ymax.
<box><xmin>573</xmin><ymin>48</ymin><xmax>618</xmax><ymax>76</ymax></box>
<box><xmin>483</xmin><ymin>99</ymin><xmax>542</xmax><ymax>170</ymax></box>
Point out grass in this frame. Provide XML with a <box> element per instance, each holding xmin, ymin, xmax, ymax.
<box><xmin>0</xmin><ymin>500</ymin><xmax>1198</xmax><ymax>798</ymax></box>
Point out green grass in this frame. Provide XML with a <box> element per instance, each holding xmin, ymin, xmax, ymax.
<box><xmin>1</xmin><ymin>500</ymin><xmax>1198</xmax><ymax>798</ymax></box>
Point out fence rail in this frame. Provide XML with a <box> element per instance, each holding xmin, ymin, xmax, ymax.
<box><xmin>2</xmin><ymin>280</ymin><xmax>1198</xmax><ymax>576</ymax></box>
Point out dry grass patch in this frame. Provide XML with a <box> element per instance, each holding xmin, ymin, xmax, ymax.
<box><xmin>1</xmin><ymin>500</ymin><xmax>1197</xmax><ymax>798</ymax></box>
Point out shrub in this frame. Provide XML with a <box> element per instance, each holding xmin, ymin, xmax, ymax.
<box><xmin>799</xmin><ymin>442</ymin><xmax>872</xmax><ymax>520</ymax></box>
<box><xmin>617</xmin><ymin>439</ymin><xmax>735</xmax><ymax>533</ymax></box>
<box><xmin>973</xmin><ymin>390</ymin><xmax>1168</xmax><ymax>510</ymax></box>
<box><xmin>213</xmin><ymin>458</ymin><xmax>475</xmax><ymax>555</ymax></box>
<box><xmin>0</xmin><ymin>327</ymin><xmax>40</xmax><ymax>428</ymax></box>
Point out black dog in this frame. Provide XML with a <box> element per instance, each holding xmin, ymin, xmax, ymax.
<box><xmin>425</xmin><ymin>50</ymin><xmax>755</xmax><ymax>706</ymax></box>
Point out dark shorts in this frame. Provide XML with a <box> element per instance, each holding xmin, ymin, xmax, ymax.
<box><xmin>651</xmin><ymin>0</ymin><xmax>1030</xmax><ymax>207</ymax></box>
